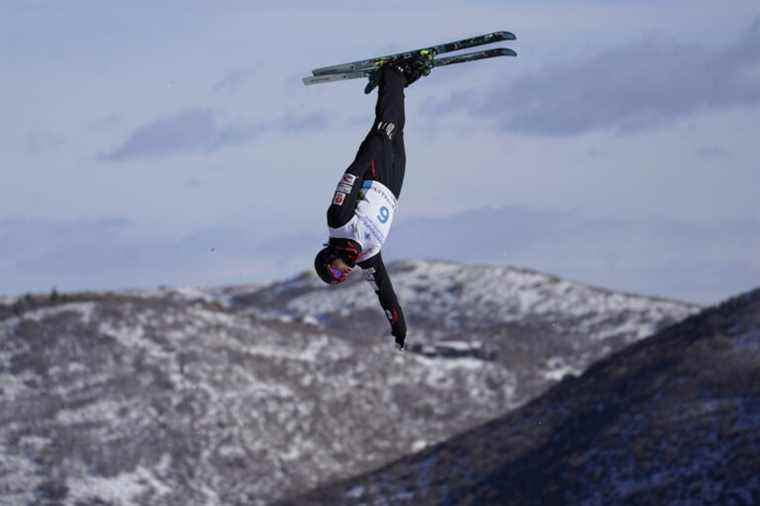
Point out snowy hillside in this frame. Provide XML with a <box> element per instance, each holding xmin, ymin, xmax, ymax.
<box><xmin>0</xmin><ymin>261</ymin><xmax>699</xmax><ymax>505</ymax></box>
<box><xmin>235</xmin><ymin>260</ymin><xmax>699</xmax><ymax>404</ymax></box>
<box><xmin>245</xmin><ymin>260</ymin><xmax>690</xmax><ymax>339</ymax></box>
<box><xmin>285</xmin><ymin>287</ymin><xmax>760</xmax><ymax>505</ymax></box>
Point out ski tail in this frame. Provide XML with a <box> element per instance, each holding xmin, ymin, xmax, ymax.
<box><xmin>302</xmin><ymin>72</ymin><xmax>370</xmax><ymax>86</ymax></box>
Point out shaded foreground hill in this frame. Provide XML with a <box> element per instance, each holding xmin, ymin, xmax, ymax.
<box><xmin>284</xmin><ymin>287</ymin><xmax>760</xmax><ymax>505</ymax></box>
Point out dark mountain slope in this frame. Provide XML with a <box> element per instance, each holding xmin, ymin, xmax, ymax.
<box><xmin>285</xmin><ymin>287</ymin><xmax>760</xmax><ymax>505</ymax></box>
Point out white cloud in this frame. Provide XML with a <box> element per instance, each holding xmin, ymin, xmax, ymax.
<box><xmin>422</xmin><ymin>16</ymin><xmax>760</xmax><ymax>136</ymax></box>
<box><xmin>98</xmin><ymin>109</ymin><xmax>329</xmax><ymax>162</ymax></box>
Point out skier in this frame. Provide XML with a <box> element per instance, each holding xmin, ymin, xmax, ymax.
<box><xmin>313</xmin><ymin>57</ymin><xmax>431</xmax><ymax>350</ymax></box>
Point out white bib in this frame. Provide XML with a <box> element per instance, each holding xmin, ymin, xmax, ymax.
<box><xmin>329</xmin><ymin>180</ymin><xmax>398</xmax><ymax>263</ymax></box>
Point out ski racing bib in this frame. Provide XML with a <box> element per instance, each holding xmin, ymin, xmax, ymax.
<box><xmin>329</xmin><ymin>180</ymin><xmax>398</xmax><ymax>263</ymax></box>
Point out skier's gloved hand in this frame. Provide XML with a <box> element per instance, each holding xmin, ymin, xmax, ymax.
<box><xmin>384</xmin><ymin>303</ymin><xmax>407</xmax><ymax>349</ymax></box>
<box><xmin>391</xmin><ymin>315</ymin><xmax>406</xmax><ymax>350</ymax></box>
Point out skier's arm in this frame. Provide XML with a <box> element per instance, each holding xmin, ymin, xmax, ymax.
<box><xmin>358</xmin><ymin>252</ymin><xmax>407</xmax><ymax>348</ymax></box>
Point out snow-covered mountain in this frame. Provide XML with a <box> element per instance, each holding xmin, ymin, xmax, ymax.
<box><xmin>0</xmin><ymin>261</ymin><xmax>699</xmax><ymax>505</ymax></box>
<box><xmin>235</xmin><ymin>260</ymin><xmax>699</xmax><ymax>405</ymax></box>
<box><xmin>285</xmin><ymin>286</ymin><xmax>760</xmax><ymax>505</ymax></box>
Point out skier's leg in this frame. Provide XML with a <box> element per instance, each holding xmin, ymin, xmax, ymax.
<box><xmin>393</xmin><ymin>129</ymin><xmax>406</xmax><ymax>176</ymax></box>
<box><xmin>373</xmin><ymin>65</ymin><xmax>406</xmax><ymax>137</ymax></box>
<box><xmin>327</xmin><ymin>66</ymin><xmax>407</xmax><ymax>228</ymax></box>
<box><xmin>368</xmin><ymin>65</ymin><xmax>407</xmax><ymax>197</ymax></box>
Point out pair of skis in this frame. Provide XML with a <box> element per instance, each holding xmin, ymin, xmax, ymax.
<box><xmin>303</xmin><ymin>31</ymin><xmax>517</xmax><ymax>93</ymax></box>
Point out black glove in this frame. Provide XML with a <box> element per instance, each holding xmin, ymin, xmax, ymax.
<box><xmin>391</xmin><ymin>316</ymin><xmax>406</xmax><ymax>350</ymax></box>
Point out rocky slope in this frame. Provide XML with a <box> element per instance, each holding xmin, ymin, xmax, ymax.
<box><xmin>0</xmin><ymin>261</ymin><xmax>699</xmax><ymax>505</ymax></box>
<box><xmin>285</xmin><ymin>287</ymin><xmax>760</xmax><ymax>505</ymax></box>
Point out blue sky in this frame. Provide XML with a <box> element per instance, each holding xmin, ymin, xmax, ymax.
<box><xmin>2</xmin><ymin>0</ymin><xmax>759</xmax><ymax>303</ymax></box>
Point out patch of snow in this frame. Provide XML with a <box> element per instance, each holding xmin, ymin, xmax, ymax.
<box><xmin>245</xmin><ymin>382</ymin><xmax>294</xmax><ymax>399</ymax></box>
<box><xmin>301</xmin><ymin>314</ymin><xmax>320</xmax><ymax>326</ymax></box>
<box><xmin>242</xmin><ymin>335</ymin><xmax>339</xmax><ymax>363</ymax></box>
<box><xmin>155</xmin><ymin>453</ymin><xmax>172</xmax><ymax>475</ymax></box>
<box><xmin>0</xmin><ymin>447</ymin><xmax>44</xmax><ymax>506</ymax></box>
<box><xmin>543</xmin><ymin>357</ymin><xmax>582</xmax><ymax>381</ymax></box>
<box><xmin>592</xmin><ymin>317</ymin><xmax>656</xmax><ymax>342</ymax></box>
<box><xmin>218</xmin><ymin>445</ymin><xmax>248</xmax><ymax>459</ymax></box>
<box><xmin>198</xmin><ymin>482</ymin><xmax>221</xmax><ymax>506</ymax></box>
<box><xmin>436</xmin><ymin>340</ymin><xmax>481</xmax><ymax>351</ymax></box>
<box><xmin>412</xmin><ymin>355</ymin><xmax>484</xmax><ymax>370</ymax></box>
<box><xmin>56</xmin><ymin>399</ymin><xmax>123</xmax><ymax>425</ymax></box>
<box><xmin>0</xmin><ymin>371</ymin><xmax>38</xmax><ymax>403</ymax></box>
<box><xmin>190</xmin><ymin>307</ymin><xmax>239</xmax><ymax>327</ymax></box>
<box><xmin>171</xmin><ymin>286</ymin><xmax>217</xmax><ymax>303</ymax></box>
<box><xmin>21</xmin><ymin>302</ymin><xmax>95</xmax><ymax>324</ymax></box>
<box><xmin>412</xmin><ymin>440</ymin><xmax>428</xmax><ymax>452</ymax></box>
<box><xmin>66</xmin><ymin>465</ymin><xmax>168</xmax><ymax>506</ymax></box>
<box><xmin>279</xmin><ymin>444</ymin><xmax>303</xmax><ymax>462</ymax></box>
<box><xmin>97</xmin><ymin>321</ymin><xmax>170</xmax><ymax>358</ymax></box>
<box><xmin>345</xmin><ymin>485</ymin><xmax>365</xmax><ymax>499</ymax></box>
<box><xmin>17</xmin><ymin>435</ymin><xmax>51</xmax><ymax>453</ymax></box>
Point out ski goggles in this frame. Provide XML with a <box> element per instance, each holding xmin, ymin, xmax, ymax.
<box><xmin>328</xmin><ymin>264</ymin><xmax>349</xmax><ymax>284</ymax></box>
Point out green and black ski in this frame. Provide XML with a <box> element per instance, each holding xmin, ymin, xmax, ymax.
<box><xmin>303</xmin><ymin>31</ymin><xmax>517</xmax><ymax>92</ymax></box>
<box><xmin>303</xmin><ymin>48</ymin><xmax>517</xmax><ymax>91</ymax></box>
<box><xmin>311</xmin><ymin>31</ymin><xmax>515</xmax><ymax>76</ymax></box>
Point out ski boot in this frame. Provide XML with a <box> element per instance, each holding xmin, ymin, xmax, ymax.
<box><xmin>394</xmin><ymin>50</ymin><xmax>434</xmax><ymax>87</ymax></box>
<box><xmin>364</xmin><ymin>51</ymin><xmax>434</xmax><ymax>94</ymax></box>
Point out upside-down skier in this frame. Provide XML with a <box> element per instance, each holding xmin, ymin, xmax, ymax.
<box><xmin>313</xmin><ymin>57</ymin><xmax>432</xmax><ymax>350</ymax></box>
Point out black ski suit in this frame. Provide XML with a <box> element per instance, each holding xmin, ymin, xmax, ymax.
<box><xmin>326</xmin><ymin>65</ymin><xmax>407</xmax><ymax>344</ymax></box>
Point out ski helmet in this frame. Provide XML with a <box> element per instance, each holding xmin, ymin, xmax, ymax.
<box><xmin>314</xmin><ymin>246</ymin><xmax>349</xmax><ymax>285</ymax></box>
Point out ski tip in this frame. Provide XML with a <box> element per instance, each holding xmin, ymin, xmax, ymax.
<box><xmin>486</xmin><ymin>47</ymin><xmax>517</xmax><ymax>57</ymax></box>
<box><xmin>496</xmin><ymin>31</ymin><xmax>517</xmax><ymax>41</ymax></box>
